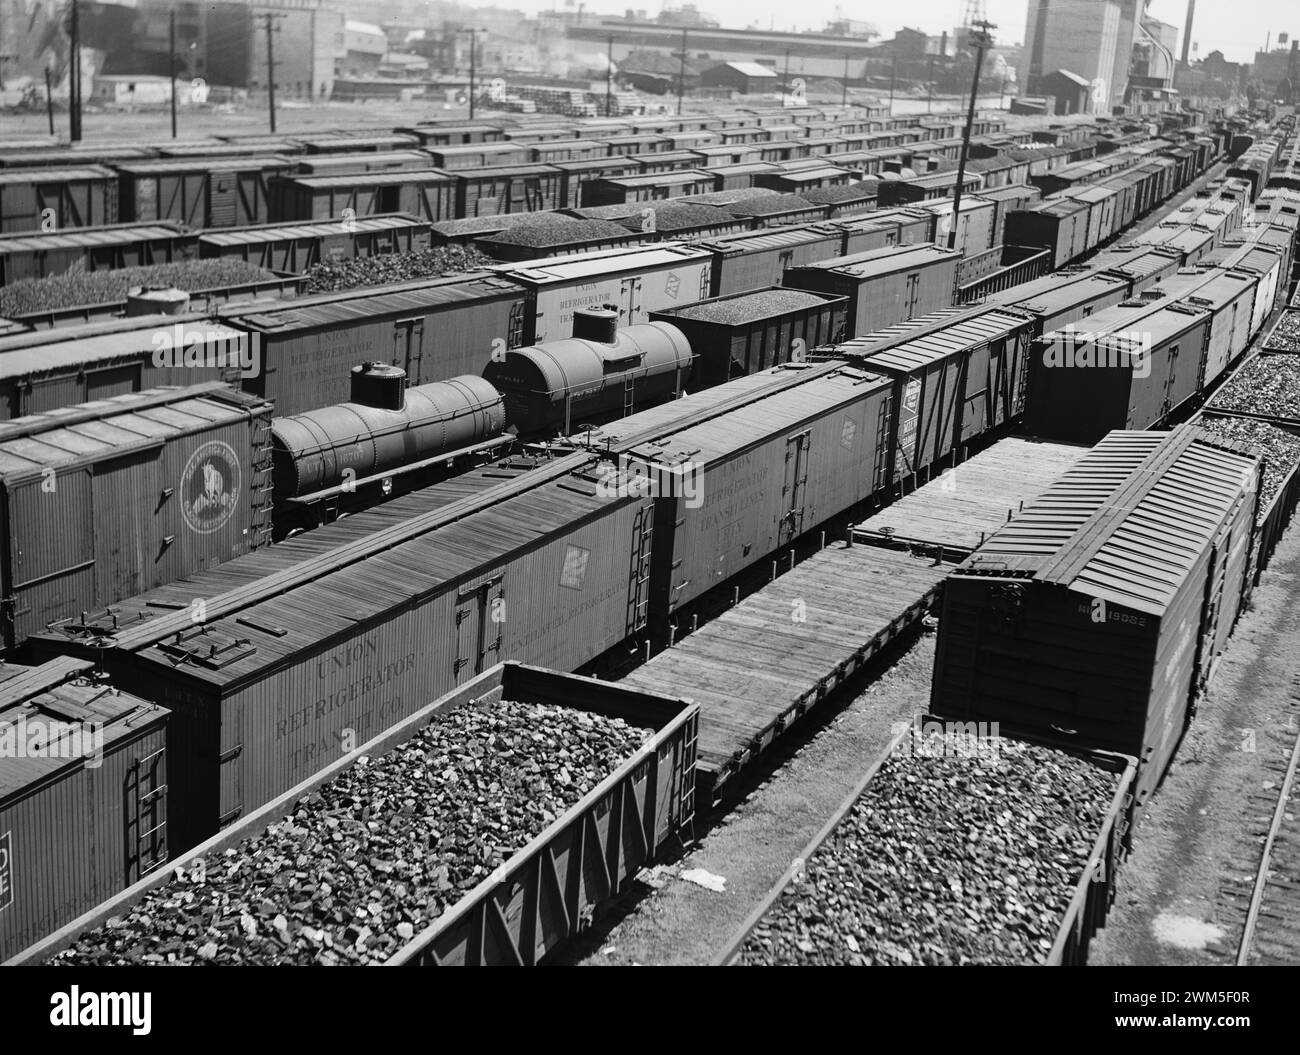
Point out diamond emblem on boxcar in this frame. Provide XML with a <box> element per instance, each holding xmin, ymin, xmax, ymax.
<box><xmin>181</xmin><ymin>441</ymin><xmax>242</xmax><ymax>535</ymax></box>
<box><xmin>0</xmin><ymin>830</ymin><xmax>12</xmax><ymax>911</ymax></box>
<box><xmin>560</xmin><ymin>545</ymin><xmax>591</xmax><ymax>590</ymax></box>
<box><xmin>665</xmin><ymin>272</ymin><xmax>680</xmax><ymax>299</ymax></box>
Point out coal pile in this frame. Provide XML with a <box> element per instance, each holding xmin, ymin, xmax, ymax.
<box><xmin>0</xmin><ymin>260</ymin><xmax>275</xmax><ymax>316</ymax></box>
<box><xmin>1196</xmin><ymin>415</ymin><xmax>1300</xmax><ymax>513</ymax></box>
<box><xmin>675</xmin><ymin>289</ymin><xmax>828</xmax><ymax>325</ymax></box>
<box><xmin>1210</xmin><ymin>356</ymin><xmax>1300</xmax><ymax>422</ymax></box>
<box><xmin>799</xmin><ymin>183</ymin><xmax>879</xmax><ymax>205</ymax></box>
<box><xmin>726</xmin><ymin>194</ymin><xmax>817</xmax><ymax>217</ymax></box>
<box><xmin>486</xmin><ymin>218</ymin><xmax>633</xmax><ymax>248</ymax></box>
<box><xmin>53</xmin><ymin>701</ymin><xmax>650</xmax><ymax>966</ymax></box>
<box><xmin>738</xmin><ymin>737</ymin><xmax>1119</xmax><ymax>966</ymax></box>
<box><xmin>1263</xmin><ymin>311</ymin><xmax>1300</xmax><ymax>352</ymax></box>
<box><xmin>617</xmin><ymin>202</ymin><xmax>737</xmax><ymax>234</ymax></box>
<box><xmin>303</xmin><ymin>246</ymin><xmax>490</xmax><ymax>293</ymax></box>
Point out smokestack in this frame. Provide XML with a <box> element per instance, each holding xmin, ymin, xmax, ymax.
<box><xmin>1180</xmin><ymin>0</ymin><xmax>1195</xmax><ymax>68</ymax></box>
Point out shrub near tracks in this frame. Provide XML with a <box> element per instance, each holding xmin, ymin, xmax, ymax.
<box><xmin>51</xmin><ymin>701</ymin><xmax>649</xmax><ymax>966</ymax></box>
<box><xmin>736</xmin><ymin>737</ymin><xmax>1123</xmax><ymax>966</ymax></box>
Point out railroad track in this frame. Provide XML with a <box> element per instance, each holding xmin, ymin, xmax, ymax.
<box><xmin>1219</xmin><ymin>678</ymin><xmax>1300</xmax><ymax>965</ymax></box>
<box><xmin>1235</xmin><ymin>677</ymin><xmax>1300</xmax><ymax>966</ymax></box>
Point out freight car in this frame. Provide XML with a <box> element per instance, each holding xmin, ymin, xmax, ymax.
<box><xmin>931</xmin><ymin>427</ymin><xmax>1260</xmax><ymax>807</ymax></box>
<box><xmin>0</xmin><ymin>316</ymin><xmax>252</xmax><ymax>420</ymax></box>
<box><xmin>493</xmin><ymin>244</ymin><xmax>714</xmax><ymax>343</ymax></box>
<box><xmin>701</xmin><ymin>225</ymin><xmax>847</xmax><ymax>297</ymax></box>
<box><xmin>197</xmin><ymin>213</ymin><xmax>433</xmax><ymax>272</ymax></box>
<box><xmin>724</xmin><ymin>194</ymin><xmax>832</xmax><ymax>229</ymax></box>
<box><xmin>115</xmin><ymin>157</ymin><xmax>294</xmax><ymax>228</ymax></box>
<box><xmin>782</xmin><ymin>243</ymin><xmax>961</xmax><ymax>338</ymax></box>
<box><xmin>1026</xmin><ymin>298</ymin><xmax>1214</xmax><ymax>443</ymax></box>
<box><xmin>0</xmin><ymin>657</ymin><xmax>169</xmax><ymax>963</ymax></box>
<box><xmin>550</xmin><ymin>157</ymin><xmax>642</xmax><ymax>210</ymax></box>
<box><xmin>474</xmin><ymin>219</ymin><xmax>650</xmax><ymax>262</ymax></box>
<box><xmin>649</xmin><ymin>288</ymin><xmax>848</xmax><ymax>386</ymax></box>
<box><xmin>875</xmin><ymin>170</ymin><xmax>983</xmax><ymax>207</ymax></box>
<box><xmin>582</xmin><ymin>171</ymin><xmax>718</xmax><ymax>207</ymax></box>
<box><xmin>718</xmin><ymin>721</ymin><xmax>1136</xmax><ymax>966</ymax></box>
<box><xmin>0</xmin><ymin>383</ymin><xmax>273</xmax><ymax>648</ymax></box>
<box><xmin>0</xmin><ymin>166</ymin><xmax>119</xmax><ymax>234</ymax></box>
<box><xmin>8</xmin><ymin>662</ymin><xmax>697</xmax><ymax>967</ymax></box>
<box><xmin>452</xmin><ymin>164</ymin><xmax>566</xmax><ymax>218</ymax></box>
<box><xmin>0</xmin><ymin>222</ymin><xmax>197</xmax><ymax>285</ymax></box>
<box><xmin>219</xmin><ymin>273</ymin><xmax>529</xmax><ymax>413</ymax></box>
<box><xmin>270</xmin><ymin>171</ymin><xmax>456</xmax><ymax>225</ymax></box>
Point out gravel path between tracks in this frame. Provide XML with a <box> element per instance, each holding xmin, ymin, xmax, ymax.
<box><xmin>563</xmin><ymin>629</ymin><xmax>939</xmax><ymax>966</ymax></box>
<box><xmin>1093</xmin><ymin>517</ymin><xmax>1300</xmax><ymax>965</ymax></box>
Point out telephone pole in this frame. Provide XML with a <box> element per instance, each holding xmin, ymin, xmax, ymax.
<box><xmin>606</xmin><ymin>34</ymin><xmax>614</xmax><ymax>117</ymax></box>
<box><xmin>169</xmin><ymin>9</ymin><xmax>178</xmax><ymax>138</ymax></box>
<box><xmin>888</xmin><ymin>52</ymin><xmax>897</xmax><ymax>116</ymax></box>
<box><xmin>69</xmin><ymin>0</ymin><xmax>82</xmax><ymax>141</ymax></box>
<box><xmin>676</xmin><ymin>27</ymin><xmax>687</xmax><ymax>116</ymax></box>
<box><xmin>842</xmin><ymin>53</ymin><xmax>849</xmax><ymax>107</ymax></box>
<box><xmin>948</xmin><ymin>19</ymin><xmax>996</xmax><ymax>252</ymax></box>
<box><xmin>461</xmin><ymin>28</ymin><xmax>479</xmax><ymax>120</ymax></box>
<box><xmin>262</xmin><ymin>13</ymin><xmax>285</xmax><ymax>133</ymax></box>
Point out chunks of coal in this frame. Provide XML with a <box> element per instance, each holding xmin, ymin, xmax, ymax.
<box><xmin>1263</xmin><ymin>311</ymin><xmax>1300</xmax><ymax>353</ymax></box>
<box><xmin>53</xmin><ymin>701</ymin><xmax>650</xmax><ymax>966</ymax></box>
<box><xmin>303</xmin><ymin>245</ymin><xmax>491</xmax><ymax>293</ymax></box>
<box><xmin>1195</xmin><ymin>415</ymin><xmax>1300</xmax><ymax>514</ymax></box>
<box><xmin>738</xmin><ymin>738</ymin><xmax>1120</xmax><ymax>966</ymax></box>
<box><xmin>1210</xmin><ymin>355</ymin><xmax>1300</xmax><ymax>422</ymax></box>
<box><xmin>674</xmin><ymin>289</ymin><xmax>829</xmax><ymax>325</ymax></box>
<box><xmin>726</xmin><ymin>194</ymin><xmax>817</xmax><ymax>217</ymax></box>
<box><xmin>485</xmin><ymin>218</ymin><xmax>634</xmax><ymax>248</ymax></box>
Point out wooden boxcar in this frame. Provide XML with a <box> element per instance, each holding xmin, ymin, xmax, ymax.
<box><xmin>0</xmin><ymin>223</ymin><xmax>196</xmax><ymax>284</ymax></box>
<box><xmin>0</xmin><ymin>658</ymin><xmax>169</xmax><ymax>963</ymax></box>
<box><xmin>0</xmin><ymin>166</ymin><xmax>118</xmax><ymax>233</ymax></box>
<box><xmin>115</xmin><ymin>157</ymin><xmax>294</xmax><ymax>228</ymax></box>
<box><xmin>270</xmin><ymin>170</ymin><xmax>456</xmax><ymax>224</ymax></box>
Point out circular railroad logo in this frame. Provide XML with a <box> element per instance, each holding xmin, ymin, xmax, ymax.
<box><xmin>181</xmin><ymin>441</ymin><xmax>241</xmax><ymax>535</ymax></box>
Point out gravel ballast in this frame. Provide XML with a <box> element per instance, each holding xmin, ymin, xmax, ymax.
<box><xmin>1195</xmin><ymin>415</ymin><xmax>1300</xmax><ymax>514</ymax></box>
<box><xmin>737</xmin><ymin>735</ymin><xmax>1121</xmax><ymax>966</ymax></box>
<box><xmin>674</xmin><ymin>289</ymin><xmax>828</xmax><ymax>325</ymax></box>
<box><xmin>1209</xmin><ymin>355</ymin><xmax>1300</xmax><ymax>422</ymax></box>
<box><xmin>52</xmin><ymin>701</ymin><xmax>651</xmax><ymax>966</ymax></box>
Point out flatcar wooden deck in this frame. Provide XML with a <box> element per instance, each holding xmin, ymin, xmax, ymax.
<box><xmin>854</xmin><ymin>436</ymin><xmax>1089</xmax><ymax>557</ymax></box>
<box><xmin>621</xmin><ymin>545</ymin><xmax>948</xmax><ymax>799</ymax></box>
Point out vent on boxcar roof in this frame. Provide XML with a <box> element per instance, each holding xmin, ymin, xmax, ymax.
<box><xmin>157</xmin><ymin>626</ymin><xmax>257</xmax><ymax>668</ymax></box>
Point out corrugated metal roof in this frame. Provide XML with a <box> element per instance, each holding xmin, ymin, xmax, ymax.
<box><xmin>0</xmin><ymin>385</ymin><xmax>258</xmax><ymax>478</ymax></box>
<box><xmin>0</xmin><ymin>223</ymin><xmax>186</xmax><ymax>255</ymax></box>
<box><xmin>0</xmin><ymin>657</ymin><xmax>165</xmax><ymax>800</ymax></box>
<box><xmin>199</xmin><ymin>213</ymin><xmax>429</xmax><ymax>247</ymax></box>
<box><xmin>966</xmin><ymin>429</ymin><xmax>1257</xmax><ymax>615</ymax></box>
<box><xmin>699</xmin><ymin>225</ymin><xmax>839</xmax><ymax>254</ymax></box>
<box><xmin>454</xmin><ymin>163</ymin><xmax>564</xmax><ymax>179</ymax></box>
<box><xmin>857</xmin><ymin>309</ymin><xmax>1030</xmax><ymax>373</ymax></box>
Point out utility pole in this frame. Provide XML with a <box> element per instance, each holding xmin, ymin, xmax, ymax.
<box><xmin>948</xmin><ymin>19</ymin><xmax>995</xmax><ymax>252</ymax></box>
<box><xmin>842</xmin><ymin>53</ymin><xmax>849</xmax><ymax>107</ymax></box>
<box><xmin>606</xmin><ymin>34</ymin><xmax>613</xmax><ymax>117</ymax></box>
<box><xmin>44</xmin><ymin>67</ymin><xmax>55</xmax><ymax>133</ymax></box>
<box><xmin>263</xmin><ymin>13</ymin><xmax>285</xmax><ymax>133</ymax></box>
<box><xmin>927</xmin><ymin>53</ymin><xmax>936</xmax><ymax>113</ymax></box>
<box><xmin>888</xmin><ymin>52</ymin><xmax>897</xmax><ymax>116</ymax></box>
<box><xmin>460</xmin><ymin>28</ymin><xmax>480</xmax><ymax>120</ymax></box>
<box><xmin>169</xmin><ymin>9</ymin><xmax>178</xmax><ymax>139</ymax></box>
<box><xmin>0</xmin><ymin>56</ymin><xmax>12</xmax><ymax>91</ymax></box>
<box><xmin>69</xmin><ymin>0</ymin><xmax>81</xmax><ymax>141</ymax></box>
<box><xmin>676</xmin><ymin>27</ymin><xmax>687</xmax><ymax>116</ymax></box>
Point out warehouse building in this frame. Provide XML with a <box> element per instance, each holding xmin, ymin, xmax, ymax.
<box><xmin>699</xmin><ymin>61</ymin><xmax>781</xmax><ymax>95</ymax></box>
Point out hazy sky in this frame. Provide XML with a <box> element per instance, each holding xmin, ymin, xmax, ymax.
<box><xmin>521</xmin><ymin>1</ymin><xmax>1296</xmax><ymax>64</ymax></box>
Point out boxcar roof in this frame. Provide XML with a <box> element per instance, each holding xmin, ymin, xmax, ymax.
<box><xmin>0</xmin><ymin>657</ymin><xmax>167</xmax><ymax>799</ymax></box>
<box><xmin>858</xmin><ymin>309</ymin><xmax>1032</xmax><ymax>373</ymax></box>
<box><xmin>964</xmin><ymin>428</ymin><xmax>1257</xmax><ymax>614</ymax></box>
<box><xmin>790</xmin><ymin>241</ymin><xmax>957</xmax><ymax>275</ymax></box>
<box><xmin>114</xmin><ymin>156</ymin><xmax>293</xmax><ymax>173</ymax></box>
<box><xmin>0</xmin><ymin>384</ymin><xmax>263</xmax><ymax>478</ymax></box>
<box><xmin>0</xmin><ymin>165</ymin><xmax>115</xmax><ymax>183</ymax></box>
<box><xmin>126</xmin><ymin>466</ymin><xmax>638</xmax><ymax>688</ymax></box>
<box><xmin>0</xmin><ymin>223</ymin><xmax>186</xmax><ymax>255</ymax></box>
<box><xmin>199</xmin><ymin>213</ymin><xmax>429</xmax><ymax>246</ymax></box>
<box><xmin>281</xmin><ymin>169</ymin><xmax>452</xmax><ymax>188</ymax></box>
<box><xmin>0</xmin><ymin>320</ymin><xmax>246</xmax><ymax>378</ymax></box>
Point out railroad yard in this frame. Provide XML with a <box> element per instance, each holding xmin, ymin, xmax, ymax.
<box><xmin>1</xmin><ymin>63</ymin><xmax>1299</xmax><ymax>980</ymax></box>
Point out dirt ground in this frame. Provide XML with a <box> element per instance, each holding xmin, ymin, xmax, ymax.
<box><xmin>561</xmin><ymin>627</ymin><xmax>942</xmax><ymax>966</ymax></box>
<box><xmin>5</xmin><ymin>94</ymin><xmax>1018</xmax><ymax>144</ymax></box>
